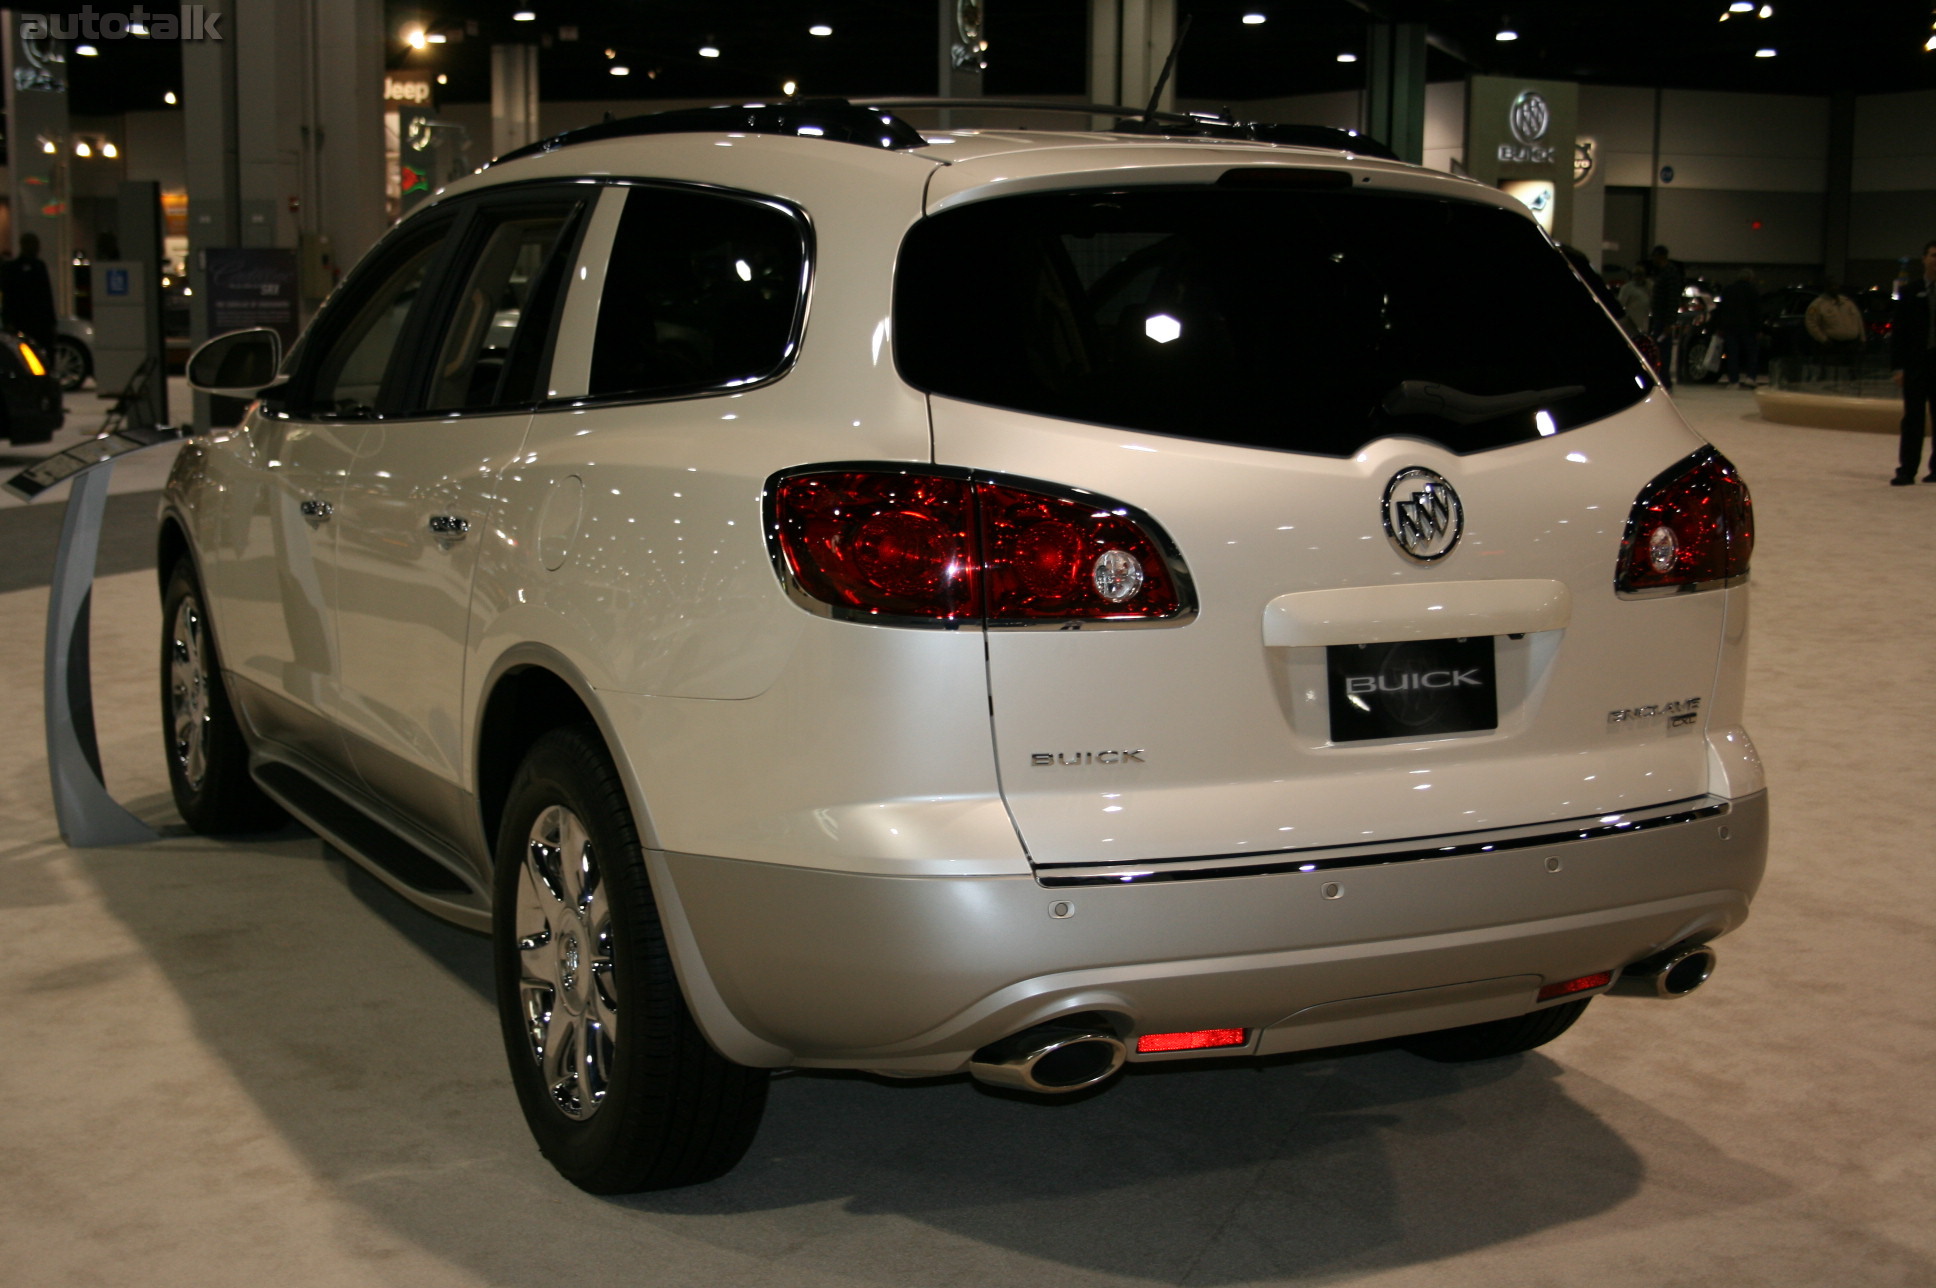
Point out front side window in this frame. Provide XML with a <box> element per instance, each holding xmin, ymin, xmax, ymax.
<box><xmin>423</xmin><ymin>209</ymin><xmax>576</xmax><ymax>413</ymax></box>
<box><xmin>304</xmin><ymin>228</ymin><xmax>446</xmax><ymax>417</ymax></box>
<box><xmin>895</xmin><ymin>185</ymin><xmax>1650</xmax><ymax>456</ymax></box>
<box><xmin>586</xmin><ymin>186</ymin><xmax>807</xmax><ymax>400</ymax></box>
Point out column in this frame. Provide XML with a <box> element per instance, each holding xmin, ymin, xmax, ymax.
<box><xmin>1365</xmin><ymin>21</ymin><xmax>1426</xmax><ymax>165</ymax></box>
<box><xmin>492</xmin><ymin>44</ymin><xmax>540</xmax><ymax>159</ymax></box>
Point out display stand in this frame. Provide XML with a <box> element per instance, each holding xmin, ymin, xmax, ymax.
<box><xmin>7</xmin><ymin>428</ymin><xmax>181</xmax><ymax>846</ymax></box>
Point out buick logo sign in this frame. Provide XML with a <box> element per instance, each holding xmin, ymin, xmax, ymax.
<box><xmin>1509</xmin><ymin>91</ymin><xmax>1550</xmax><ymax>145</ymax></box>
<box><xmin>1383</xmin><ymin>467</ymin><xmax>1463</xmax><ymax>562</ymax></box>
<box><xmin>1499</xmin><ymin>89</ymin><xmax>1557</xmax><ymax>164</ymax></box>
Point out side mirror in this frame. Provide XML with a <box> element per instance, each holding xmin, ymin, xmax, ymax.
<box><xmin>187</xmin><ymin>327</ymin><xmax>283</xmax><ymax>398</ymax></box>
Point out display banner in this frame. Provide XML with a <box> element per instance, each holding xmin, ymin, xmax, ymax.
<box><xmin>204</xmin><ymin>247</ymin><xmax>299</xmax><ymax>344</ymax></box>
<box><xmin>1463</xmin><ymin>76</ymin><xmax>1579</xmax><ymax>247</ymax></box>
<box><xmin>3</xmin><ymin>8</ymin><xmax>72</xmax><ymax>306</ymax></box>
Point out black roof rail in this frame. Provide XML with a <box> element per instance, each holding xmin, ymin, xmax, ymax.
<box><xmin>490</xmin><ymin>98</ymin><xmax>929</xmax><ymax>167</ymax></box>
<box><xmin>487</xmin><ymin>96</ymin><xmax>1399</xmax><ymax>169</ymax></box>
<box><xmin>860</xmin><ymin>98</ymin><xmax>1400</xmax><ymax>161</ymax></box>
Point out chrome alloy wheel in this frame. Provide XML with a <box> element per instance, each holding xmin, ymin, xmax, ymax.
<box><xmin>515</xmin><ymin>805</ymin><xmax>618</xmax><ymax>1120</ymax></box>
<box><xmin>167</xmin><ymin>595</ymin><xmax>212</xmax><ymax>790</ymax></box>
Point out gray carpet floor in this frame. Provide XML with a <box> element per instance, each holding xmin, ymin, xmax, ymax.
<box><xmin>0</xmin><ymin>383</ymin><xmax>1930</xmax><ymax>1287</ymax></box>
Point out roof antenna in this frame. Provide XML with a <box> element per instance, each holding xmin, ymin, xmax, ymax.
<box><xmin>1143</xmin><ymin>13</ymin><xmax>1193</xmax><ymax>122</ymax></box>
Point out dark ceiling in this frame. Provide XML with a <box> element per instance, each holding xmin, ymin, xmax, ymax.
<box><xmin>54</xmin><ymin>0</ymin><xmax>1936</xmax><ymax>118</ymax></box>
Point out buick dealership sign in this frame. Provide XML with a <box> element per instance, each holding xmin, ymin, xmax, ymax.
<box><xmin>1498</xmin><ymin>90</ymin><xmax>1556</xmax><ymax>164</ymax></box>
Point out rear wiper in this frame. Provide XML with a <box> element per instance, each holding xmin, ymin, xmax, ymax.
<box><xmin>1380</xmin><ymin>381</ymin><xmax>1585</xmax><ymax>426</ymax></box>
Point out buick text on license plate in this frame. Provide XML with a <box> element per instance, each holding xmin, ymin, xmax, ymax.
<box><xmin>1325</xmin><ymin>636</ymin><xmax>1498</xmax><ymax>742</ymax></box>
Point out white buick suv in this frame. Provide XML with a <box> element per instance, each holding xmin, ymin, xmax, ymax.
<box><xmin>168</xmin><ymin>100</ymin><xmax>1766</xmax><ymax>1193</ymax></box>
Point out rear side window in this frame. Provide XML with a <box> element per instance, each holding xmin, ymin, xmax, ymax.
<box><xmin>587</xmin><ymin>186</ymin><xmax>808</xmax><ymax>400</ymax></box>
<box><xmin>895</xmin><ymin>186</ymin><xmax>1650</xmax><ymax>456</ymax></box>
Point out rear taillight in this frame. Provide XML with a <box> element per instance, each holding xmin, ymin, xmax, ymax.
<box><xmin>1615</xmin><ymin>448</ymin><xmax>1753</xmax><ymax>595</ymax></box>
<box><xmin>770</xmin><ymin>467</ymin><xmax>1190</xmax><ymax>626</ymax></box>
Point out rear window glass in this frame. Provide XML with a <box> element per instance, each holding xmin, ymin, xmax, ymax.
<box><xmin>894</xmin><ymin>186</ymin><xmax>1650</xmax><ymax>456</ymax></box>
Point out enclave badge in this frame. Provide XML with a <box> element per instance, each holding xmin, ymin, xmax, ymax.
<box><xmin>1382</xmin><ymin>467</ymin><xmax>1463</xmax><ymax>562</ymax></box>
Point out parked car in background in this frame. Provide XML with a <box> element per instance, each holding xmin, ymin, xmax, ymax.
<box><xmin>52</xmin><ymin>316</ymin><xmax>94</xmax><ymax>392</ymax></box>
<box><xmin>1757</xmin><ymin>285</ymin><xmax>1822</xmax><ymax>363</ymax></box>
<box><xmin>0</xmin><ymin>331</ymin><xmax>65</xmax><ymax>443</ymax></box>
<box><xmin>167</xmin><ymin>98</ymin><xmax>1768</xmax><ymax>1194</ymax></box>
<box><xmin>1855</xmin><ymin>287</ymin><xmax>1896</xmax><ymax>350</ymax></box>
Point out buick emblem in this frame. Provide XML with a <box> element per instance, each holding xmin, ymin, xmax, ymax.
<box><xmin>1509</xmin><ymin>90</ymin><xmax>1551</xmax><ymax>145</ymax></box>
<box><xmin>1382</xmin><ymin>467</ymin><xmax>1463</xmax><ymax>562</ymax></box>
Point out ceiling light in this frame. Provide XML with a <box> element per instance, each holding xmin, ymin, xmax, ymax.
<box><xmin>783</xmin><ymin>79</ymin><xmax>798</xmax><ymax>95</ymax></box>
<box><xmin>1495</xmin><ymin>24</ymin><xmax>1518</xmax><ymax>41</ymax></box>
<box><xmin>102</xmin><ymin>142</ymin><xmax>118</xmax><ymax>158</ymax></box>
<box><xmin>1242</xmin><ymin>12</ymin><xmax>1266</xmax><ymax>24</ymax></box>
<box><xmin>40</xmin><ymin>139</ymin><xmax>54</xmax><ymax>154</ymax></box>
<box><xmin>436</xmin><ymin>73</ymin><xmax>448</xmax><ymax>84</ymax></box>
<box><xmin>1728</xmin><ymin>1</ymin><xmax>1753</xmax><ymax>10</ymax></box>
<box><xmin>1755</xmin><ymin>46</ymin><xmax>1777</xmax><ymax>56</ymax></box>
<box><xmin>809</xmin><ymin>24</ymin><xmax>832</xmax><ymax>36</ymax></box>
<box><xmin>604</xmin><ymin>47</ymin><xmax>615</xmax><ymax>57</ymax></box>
<box><xmin>405</xmin><ymin>28</ymin><xmax>427</xmax><ymax>49</ymax></box>
<box><xmin>610</xmin><ymin>65</ymin><xmax>629</xmax><ymax>75</ymax></box>
<box><xmin>129</xmin><ymin>21</ymin><xmax>147</xmax><ymax>34</ymax></box>
<box><xmin>512</xmin><ymin>10</ymin><xmax>536</xmax><ymax>21</ymax></box>
<box><xmin>1337</xmin><ymin>52</ymin><xmax>1358</xmax><ymax>62</ymax></box>
<box><xmin>75</xmin><ymin>141</ymin><xmax>92</xmax><ymax>157</ymax></box>
<box><xmin>76</xmin><ymin>43</ymin><xmax>98</xmax><ymax>55</ymax></box>
<box><xmin>164</xmin><ymin>90</ymin><xmax>177</xmax><ymax>104</ymax></box>
<box><xmin>1757</xmin><ymin>3</ymin><xmax>1773</xmax><ymax>13</ymax></box>
<box><xmin>426</xmin><ymin>32</ymin><xmax>447</xmax><ymax>43</ymax></box>
<box><xmin>699</xmin><ymin>44</ymin><xmax>720</xmax><ymax>57</ymax></box>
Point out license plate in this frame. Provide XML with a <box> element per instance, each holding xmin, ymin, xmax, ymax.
<box><xmin>1326</xmin><ymin>636</ymin><xmax>1498</xmax><ymax>743</ymax></box>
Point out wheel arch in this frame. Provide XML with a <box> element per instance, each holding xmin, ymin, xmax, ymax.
<box><xmin>156</xmin><ymin>512</ymin><xmax>191</xmax><ymax>595</ymax></box>
<box><xmin>472</xmin><ymin>645</ymin><xmax>791</xmax><ymax>1068</ymax></box>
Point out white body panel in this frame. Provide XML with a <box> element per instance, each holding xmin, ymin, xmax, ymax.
<box><xmin>933</xmin><ymin>391</ymin><xmax>1722</xmax><ymax>864</ymax></box>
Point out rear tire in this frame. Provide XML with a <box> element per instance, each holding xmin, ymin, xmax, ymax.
<box><xmin>1398</xmin><ymin>998</ymin><xmax>1591</xmax><ymax>1063</ymax></box>
<box><xmin>161</xmin><ymin>558</ymin><xmax>288</xmax><ymax>833</ymax></box>
<box><xmin>493</xmin><ymin>725</ymin><xmax>768</xmax><ymax>1193</ymax></box>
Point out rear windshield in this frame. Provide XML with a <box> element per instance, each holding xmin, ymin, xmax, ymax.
<box><xmin>894</xmin><ymin>185</ymin><xmax>1650</xmax><ymax>456</ymax></box>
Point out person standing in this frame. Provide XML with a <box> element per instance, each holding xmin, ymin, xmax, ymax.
<box><xmin>1713</xmin><ymin>270</ymin><xmax>1763</xmax><ymax>388</ymax></box>
<box><xmin>1646</xmin><ymin>245</ymin><xmax>1686</xmax><ymax>387</ymax></box>
<box><xmin>1617</xmin><ymin>266</ymin><xmax>1652</xmax><ymax>337</ymax></box>
<box><xmin>0</xmin><ymin>231</ymin><xmax>58</xmax><ymax>356</ymax></box>
<box><xmin>1889</xmin><ymin>239</ymin><xmax>1936</xmax><ymax>486</ymax></box>
<box><xmin>1805</xmin><ymin>281</ymin><xmax>1865</xmax><ymax>387</ymax></box>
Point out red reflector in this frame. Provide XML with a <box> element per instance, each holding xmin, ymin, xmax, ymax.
<box><xmin>1537</xmin><ymin>971</ymin><xmax>1613</xmax><ymax>1002</ymax></box>
<box><xmin>1136</xmin><ymin>1028</ymin><xmax>1247</xmax><ymax>1054</ymax></box>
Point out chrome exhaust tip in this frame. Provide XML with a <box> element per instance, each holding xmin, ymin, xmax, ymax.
<box><xmin>1612</xmin><ymin>942</ymin><xmax>1718</xmax><ymax>999</ymax></box>
<box><xmin>967</xmin><ymin>1024</ymin><xmax>1127</xmax><ymax>1094</ymax></box>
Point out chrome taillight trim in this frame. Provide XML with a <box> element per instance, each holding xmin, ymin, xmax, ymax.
<box><xmin>1033</xmin><ymin>795</ymin><xmax>1731</xmax><ymax>887</ymax></box>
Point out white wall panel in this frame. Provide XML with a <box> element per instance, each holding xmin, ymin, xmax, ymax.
<box><xmin>1660</xmin><ymin>89</ymin><xmax>1828</xmax><ymax>159</ymax></box>
<box><xmin>1579</xmin><ymin>84</ymin><xmax>1657</xmax><ymax>155</ymax></box>
<box><xmin>1656</xmin><ymin>188</ymin><xmax>1823</xmax><ymax>263</ymax></box>
<box><xmin>1849</xmin><ymin>190</ymin><xmax>1936</xmax><ymax>260</ymax></box>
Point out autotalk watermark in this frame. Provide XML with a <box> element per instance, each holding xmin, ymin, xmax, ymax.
<box><xmin>17</xmin><ymin>7</ymin><xmax>225</xmax><ymax>42</ymax></box>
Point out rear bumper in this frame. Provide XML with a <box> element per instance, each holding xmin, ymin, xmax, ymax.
<box><xmin>656</xmin><ymin>791</ymin><xmax>1767</xmax><ymax>1071</ymax></box>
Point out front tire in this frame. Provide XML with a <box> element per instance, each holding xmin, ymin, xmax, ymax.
<box><xmin>51</xmin><ymin>336</ymin><xmax>90</xmax><ymax>391</ymax></box>
<box><xmin>161</xmin><ymin>558</ymin><xmax>288</xmax><ymax>833</ymax></box>
<box><xmin>1398</xmin><ymin>998</ymin><xmax>1591</xmax><ymax>1063</ymax></box>
<box><xmin>493</xmin><ymin>725</ymin><xmax>768</xmax><ymax>1193</ymax></box>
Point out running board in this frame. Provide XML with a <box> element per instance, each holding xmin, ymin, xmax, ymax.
<box><xmin>253</xmin><ymin>760</ymin><xmax>491</xmax><ymax>930</ymax></box>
